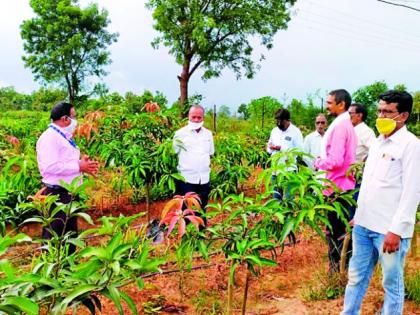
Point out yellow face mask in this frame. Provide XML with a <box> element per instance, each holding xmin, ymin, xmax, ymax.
<box><xmin>375</xmin><ymin>114</ymin><xmax>401</xmax><ymax>136</ymax></box>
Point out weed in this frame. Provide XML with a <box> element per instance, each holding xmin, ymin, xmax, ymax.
<box><xmin>142</xmin><ymin>295</ymin><xmax>166</xmax><ymax>314</ymax></box>
<box><xmin>302</xmin><ymin>271</ymin><xmax>346</xmax><ymax>301</ymax></box>
<box><xmin>192</xmin><ymin>289</ymin><xmax>223</xmax><ymax>314</ymax></box>
<box><xmin>405</xmin><ymin>271</ymin><xmax>420</xmax><ymax>305</ymax></box>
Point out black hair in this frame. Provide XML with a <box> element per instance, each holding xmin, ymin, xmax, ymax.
<box><xmin>379</xmin><ymin>90</ymin><xmax>413</xmax><ymax>115</ymax></box>
<box><xmin>275</xmin><ymin>108</ymin><xmax>290</xmax><ymax>120</ymax></box>
<box><xmin>329</xmin><ymin>89</ymin><xmax>352</xmax><ymax>110</ymax></box>
<box><xmin>350</xmin><ymin>103</ymin><xmax>368</xmax><ymax>122</ymax></box>
<box><xmin>50</xmin><ymin>102</ymin><xmax>73</xmax><ymax>121</ymax></box>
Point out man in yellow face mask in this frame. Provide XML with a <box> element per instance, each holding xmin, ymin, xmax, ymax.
<box><xmin>342</xmin><ymin>90</ymin><xmax>420</xmax><ymax>315</ymax></box>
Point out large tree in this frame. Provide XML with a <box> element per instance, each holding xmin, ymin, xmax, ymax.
<box><xmin>21</xmin><ymin>0</ymin><xmax>118</xmax><ymax>104</ymax></box>
<box><xmin>146</xmin><ymin>0</ymin><xmax>296</xmax><ymax>115</ymax></box>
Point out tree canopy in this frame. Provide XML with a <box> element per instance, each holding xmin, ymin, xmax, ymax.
<box><xmin>146</xmin><ymin>0</ymin><xmax>296</xmax><ymax>114</ymax></box>
<box><xmin>20</xmin><ymin>0</ymin><xmax>118</xmax><ymax>104</ymax></box>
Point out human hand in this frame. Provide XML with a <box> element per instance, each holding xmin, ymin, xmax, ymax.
<box><xmin>382</xmin><ymin>232</ymin><xmax>401</xmax><ymax>254</ymax></box>
<box><xmin>349</xmin><ymin>219</ymin><xmax>354</xmax><ymax>227</ymax></box>
<box><xmin>269</xmin><ymin>143</ymin><xmax>281</xmax><ymax>151</ymax></box>
<box><xmin>79</xmin><ymin>155</ymin><xmax>99</xmax><ymax>175</ymax></box>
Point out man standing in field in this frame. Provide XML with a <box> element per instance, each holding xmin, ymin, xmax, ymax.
<box><xmin>341</xmin><ymin>91</ymin><xmax>420</xmax><ymax>315</ymax></box>
<box><xmin>36</xmin><ymin>101</ymin><xmax>99</xmax><ymax>253</ymax></box>
<box><xmin>267</xmin><ymin>108</ymin><xmax>303</xmax><ymax>199</ymax></box>
<box><xmin>348</xmin><ymin>103</ymin><xmax>376</xmax><ymax>163</ymax></box>
<box><xmin>314</xmin><ymin>89</ymin><xmax>357</xmax><ymax>273</ymax></box>
<box><xmin>303</xmin><ymin>113</ymin><xmax>328</xmax><ymax>170</ymax></box>
<box><xmin>173</xmin><ymin>105</ymin><xmax>214</xmax><ymax>224</ymax></box>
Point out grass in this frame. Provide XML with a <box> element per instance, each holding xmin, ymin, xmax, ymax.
<box><xmin>192</xmin><ymin>289</ymin><xmax>223</xmax><ymax>314</ymax></box>
<box><xmin>302</xmin><ymin>271</ymin><xmax>347</xmax><ymax>301</ymax></box>
<box><xmin>405</xmin><ymin>270</ymin><xmax>420</xmax><ymax>306</ymax></box>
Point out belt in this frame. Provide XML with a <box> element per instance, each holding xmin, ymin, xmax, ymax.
<box><xmin>43</xmin><ymin>183</ymin><xmax>65</xmax><ymax>190</ymax></box>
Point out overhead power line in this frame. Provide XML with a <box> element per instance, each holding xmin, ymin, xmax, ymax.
<box><xmin>306</xmin><ymin>0</ymin><xmax>420</xmax><ymax>39</ymax></box>
<box><xmin>298</xmin><ymin>9</ymin><xmax>420</xmax><ymax>48</ymax></box>
<box><xmin>377</xmin><ymin>0</ymin><xmax>420</xmax><ymax>12</ymax></box>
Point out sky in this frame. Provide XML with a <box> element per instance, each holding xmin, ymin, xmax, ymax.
<box><xmin>1</xmin><ymin>0</ymin><xmax>420</xmax><ymax>111</ymax></box>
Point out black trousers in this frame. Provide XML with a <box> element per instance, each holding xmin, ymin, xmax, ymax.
<box><xmin>41</xmin><ymin>186</ymin><xmax>78</xmax><ymax>254</ymax></box>
<box><xmin>326</xmin><ymin>195</ymin><xmax>353</xmax><ymax>273</ymax></box>
<box><xmin>175</xmin><ymin>180</ymin><xmax>210</xmax><ymax>226</ymax></box>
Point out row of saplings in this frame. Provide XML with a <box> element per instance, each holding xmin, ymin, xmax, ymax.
<box><xmin>0</xmin><ymin>150</ymin><xmax>355</xmax><ymax>314</ymax></box>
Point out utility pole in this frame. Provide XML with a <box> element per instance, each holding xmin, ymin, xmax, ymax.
<box><xmin>261</xmin><ymin>101</ymin><xmax>265</xmax><ymax>129</ymax></box>
<box><xmin>213</xmin><ymin>104</ymin><xmax>217</xmax><ymax>133</ymax></box>
<box><xmin>320</xmin><ymin>97</ymin><xmax>324</xmax><ymax>112</ymax></box>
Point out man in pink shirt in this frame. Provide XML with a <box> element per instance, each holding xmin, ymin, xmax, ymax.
<box><xmin>36</xmin><ymin>102</ymin><xmax>99</xmax><ymax>253</ymax></box>
<box><xmin>314</xmin><ymin>89</ymin><xmax>357</xmax><ymax>273</ymax></box>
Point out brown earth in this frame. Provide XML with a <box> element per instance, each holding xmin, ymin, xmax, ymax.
<box><xmin>8</xmin><ymin>198</ymin><xmax>420</xmax><ymax>315</ymax></box>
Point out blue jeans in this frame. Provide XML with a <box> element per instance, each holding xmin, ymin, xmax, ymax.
<box><xmin>341</xmin><ymin>225</ymin><xmax>411</xmax><ymax>315</ymax></box>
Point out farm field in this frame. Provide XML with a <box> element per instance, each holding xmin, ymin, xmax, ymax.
<box><xmin>2</xmin><ymin>0</ymin><xmax>420</xmax><ymax>313</ymax></box>
<box><xmin>6</xmin><ymin>202</ymin><xmax>420</xmax><ymax>315</ymax></box>
<box><xmin>1</xmin><ymin>104</ymin><xmax>419</xmax><ymax>315</ymax></box>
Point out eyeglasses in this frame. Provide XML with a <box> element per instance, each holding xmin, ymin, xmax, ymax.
<box><xmin>315</xmin><ymin>121</ymin><xmax>326</xmax><ymax>125</ymax></box>
<box><xmin>377</xmin><ymin>109</ymin><xmax>399</xmax><ymax>116</ymax></box>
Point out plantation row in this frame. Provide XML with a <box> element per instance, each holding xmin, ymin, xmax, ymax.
<box><xmin>0</xmin><ymin>103</ymin><xmax>360</xmax><ymax>314</ymax></box>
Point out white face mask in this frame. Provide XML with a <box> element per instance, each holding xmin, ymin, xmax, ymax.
<box><xmin>188</xmin><ymin>120</ymin><xmax>203</xmax><ymax>130</ymax></box>
<box><xmin>64</xmin><ymin>117</ymin><xmax>78</xmax><ymax>134</ymax></box>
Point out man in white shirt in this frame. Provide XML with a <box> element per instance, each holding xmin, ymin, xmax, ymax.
<box><xmin>342</xmin><ymin>90</ymin><xmax>420</xmax><ymax>315</ymax></box>
<box><xmin>267</xmin><ymin>108</ymin><xmax>303</xmax><ymax>199</ymax></box>
<box><xmin>348</xmin><ymin>103</ymin><xmax>376</xmax><ymax>162</ymax></box>
<box><xmin>173</xmin><ymin>105</ymin><xmax>214</xmax><ymax>224</ymax></box>
<box><xmin>303</xmin><ymin>113</ymin><xmax>327</xmax><ymax>169</ymax></box>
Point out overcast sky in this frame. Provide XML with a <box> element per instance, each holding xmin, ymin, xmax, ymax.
<box><xmin>1</xmin><ymin>0</ymin><xmax>420</xmax><ymax>111</ymax></box>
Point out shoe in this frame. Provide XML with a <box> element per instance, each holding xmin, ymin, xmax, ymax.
<box><xmin>146</xmin><ymin>219</ymin><xmax>164</xmax><ymax>244</ymax></box>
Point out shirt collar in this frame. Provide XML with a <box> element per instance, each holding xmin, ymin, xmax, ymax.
<box><xmin>337</xmin><ymin>111</ymin><xmax>350</xmax><ymax>122</ymax></box>
<box><xmin>378</xmin><ymin>125</ymin><xmax>408</xmax><ymax>144</ymax></box>
<box><xmin>51</xmin><ymin>123</ymin><xmax>72</xmax><ymax>138</ymax></box>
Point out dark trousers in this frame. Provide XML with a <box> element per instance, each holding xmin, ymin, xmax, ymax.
<box><xmin>41</xmin><ymin>186</ymin><xmax>78</xmax><ymax>254</ymax></box>
<box><xmin>175</xmin><ymin>180</ymin><xmax>210</xmax><ymax>226</ymax></box>
<box><xmin>326</xmin><ymin>195</ymin><xmax>353</xmax><ymax>273</ymax></box>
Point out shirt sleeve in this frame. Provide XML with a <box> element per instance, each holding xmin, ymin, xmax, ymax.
<box><xmin>388</xmin><ymin>140</ymin><xmax>420</xmax><ymax>237</ymax></box>
<box><xmin>302</xmin><ymin>135</ymin><xmax>315</xmax><ymax>169</ymax></box>
<box><xmin>173</xmin><ymin>130</ymin><xmax>182</xmax><ymax>154</ymax></box>
<box><xmin>37</xmin><ymin>137</ymin><xmax>80</xmax><ymax>176</ymax></box>
<box><xmin>295</xmin><ymin>129</ymin><xmax>304</xmax><ymax>149</ymax></box>
<box><xmin>267</xmin><ymin>130</ymin><xmax>274</xmax><ymax>154</ymax></box>
<box><xmin>314</xmin><ymin>126</ymin><xmax>347</xmax><ymax>171</ymax></box>
<box><xmin>363</xmin><ymin>128</ymin><xmax>376</xmax><ymax>151</ymax></box>
<box><xmin>209</xmin><ymin>133</ymin><xmax>215</xmax><ymax>156</ymax></box>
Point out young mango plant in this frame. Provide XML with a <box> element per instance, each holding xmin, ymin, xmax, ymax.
<box><xmin>165</xmin><ymin>149</ymin><xmax>355</xmax><ymax>314</ymax></box>
<box><xmin>1</xmin><ymin>187</ymin><xmax>165</xmax><ymax>314</ymax></box>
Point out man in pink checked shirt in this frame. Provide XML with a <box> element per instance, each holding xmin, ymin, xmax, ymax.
<box><xmin>314</xmin><ymin>89</ymin><xmax>357</xmax><ymax>273</ymax></box>
<box><xmin>36</xmin><ymin>101</ymin><xmax>99</xmax><ymax>253</ymax></box>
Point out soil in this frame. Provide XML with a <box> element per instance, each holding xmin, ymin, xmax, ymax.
<box><xmin>7</xmin><ymin>198</ymin><xmax>420</xmax><ymax>315</ymax></box>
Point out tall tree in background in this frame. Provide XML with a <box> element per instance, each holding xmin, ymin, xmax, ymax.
<box><xmin>146</xmin><ymin>0</ymin><xmax>296</xmax><ymax>115</ymax></box>
<box><xmin>21</xmin><ymin>0</ymin><xmax>118</xmax><ymax>104</ymax></box>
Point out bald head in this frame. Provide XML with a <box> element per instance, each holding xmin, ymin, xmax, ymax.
<box><xmin>188</xmin><ymin>105</ymin><xmax>204</xmax><ymax>123</ymax></box>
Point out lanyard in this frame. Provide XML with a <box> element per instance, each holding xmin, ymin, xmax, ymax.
<box><xmin>49</xmin><ymin>124</ymin><xmax>78</xmax><ymax>148</ymax></box>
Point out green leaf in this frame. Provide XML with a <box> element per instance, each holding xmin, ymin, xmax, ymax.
<box><xmin>102</xmin><ymin>286</ymin><xmax>123</xmax><ymax>315</ymax></box>
<box><xmin>74</xmin><ymin>212</ymin><xmax>94</xmax><ymax>225</ymax></box>
<box><xmin>2</xmin><ymin>296</ymin><xmax>39</xmax><ymax>315</ymax></box>
<box><xmin>120</xmin><ymin>291</ymin><xmax>138</xmax><ymax>315</ymax></box>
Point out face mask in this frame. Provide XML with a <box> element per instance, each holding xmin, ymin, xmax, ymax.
<box><xmin>188</xmin><ymin>121</ymin><xmax>203</xmax><ymax>130</ymax></box>
<box><xmin>64</xmin><ymin>117</ymin><xmax>78</xmax><ymax>134</ymax></box>
<box><xmin>277</xmin><ymin>123</ymin><xmax>285</xmax><ymax>131</ymax></box>
<box><xmin>375</xmin><ymin>114</ymin><xmax>401</xmax><ymax>136</ymax></box>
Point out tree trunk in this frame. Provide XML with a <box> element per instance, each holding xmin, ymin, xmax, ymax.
<box><xmin>241</xmin><ymin>271</ymin><xmax>251</xmax><ymax>315</ymax></box>
<box><xmin>178</xmin><ymin>59</ymin><xmax>190</xmax><ymax>118</ymax></box>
